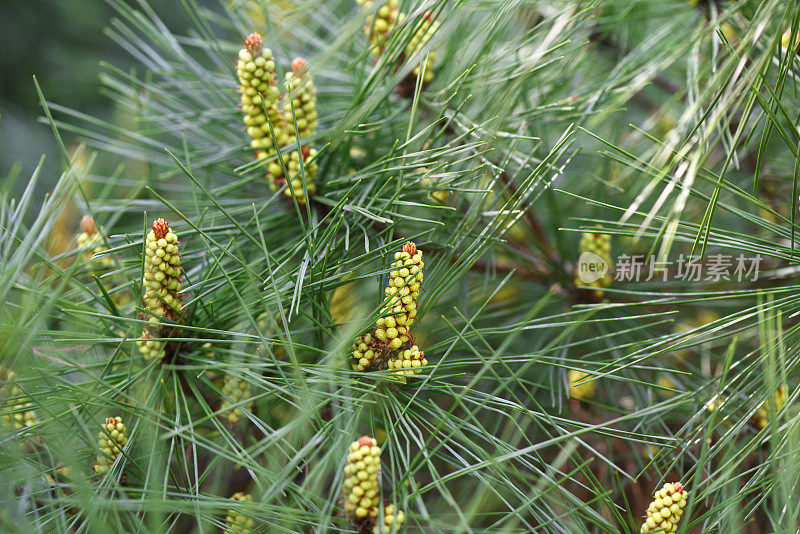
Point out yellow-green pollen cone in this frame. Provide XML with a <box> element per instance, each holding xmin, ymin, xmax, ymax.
<box><xmin>386</xmin><ymin>344</ymin><xmax>427</xmax><ymax>383</ymax></box>
<box><xmin>640</xmin><ymin>482</ymin><xmax>688</xmax><ymax>533</ymax></box>
<box><xmin>358</xmin><ymin>0</ymin><xmax>403</xmax><ymax>57</ymax></box>
<box><xmin>237</xmin><ymin>33</ymin><xmax>287</xmax><ymax>157</ymax></box>
<box><xmin>575</xmin><ymin>232</ymin><xmax>612</xmax><ymax>297</ymax></box>
<box><xmin>375</xmin><ymin>241</ymin><xmax>424</xmax><ymax>349</ymax></box>
<box><xmin>406</xmin><ymin>10</ymin><xmax>439</xmax><ymax>84</ymax></box>
<box><xmin>283</xmin><ymin>58</ymin><xmax>318</xmax><ymax>140</ymax></box>
<box><xmin>351</xmin><ymin>241</ymin><xmax>425</xmax><ymax>376</ymax></box>
<box><xmin>266</xmin><ymin>58</ymin><xmax>318</xmax><ymax>204</ymax></box>
<box><xmin>220</xmin><ymin>375</ymin><xmax>253</xmax><ymax>424</ymax></box>
<box><xmin>358</xmin><ymin>0</ymin><xmax>440</xmax><ymax>91</ymax></box>
<box><xmin>93</xmin><ymin>416</ymin><xmax>127</xmax><ymax>473</ymax></box>
<box><xmin>138</xmin><ymin>218</ymin><xmax>183</xmax><ymax>360</ymax></box>
<box><xmin>343</xmin><ymin>436</ymin><xmax>381</xmax><ymax>519</ymax></box>
<box><xmin>343</xmin><ymin>436</ymin><xmax>406</xmax><ymax>532</ymax></box>
<box><xmin>76</xmin><ymin>215</ymin><xmax>113</xmax><ymax>267</ymax></box>
<box><xmin>0</xmin><ymin>368</ymin><xmax>39</xmax><ymax>431</ymax></box>
<box><xmin>376</xmin><ymin>503</ymin><xmax>405</xmax><ymax>533</ymax></box>
<box><xmin>223</xmin><ymin>492</ymin><xmax>255</xmax><ymax>534</ymax></box>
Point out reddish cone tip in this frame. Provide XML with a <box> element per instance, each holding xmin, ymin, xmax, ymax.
<box><xmin>104</xmin><ymin>417</ymin><xmax>117</xmax><ymax>425</ymax></box>
<box><xmin>152</xmin><ymin>218</ymin><xmax>170</xmax><ymax>240</ymax></box>
<box><xmin>291</xmin><ymin>57</ymin><xmax>308</xmax><ymax>75</ymax></box>
<box><xmin>671</xmin><ymin>482</ymin><xmax>684</xmax><ymax>493</ymax></box>
<box><xmin>423</xmin><ymin>10</ymin><xmax>435</xmax><ymax>22</ymax></box>
<box><xmin>402</xmin><ymin>241</ymin><xmax>417</xmax><ymax>255</ymax></box>
<box><xmin>80</xmin><ymin>215</ymin><xmax>97</xmax><ymax>235</ymax></box>
<box><xmin>245</xmin><ymin>32</ymin><xmax>262</xmax><ymax>54</ymax></box>
<box><xmin>358</xmin><ymin>436</ymin><xmax>374</xmax><ymax>447</ymax></box>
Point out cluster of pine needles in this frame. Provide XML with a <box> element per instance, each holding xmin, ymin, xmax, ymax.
<box><xmin>3</xmin><ymin>0</ymin><xmax>800</xmax><ymax>532</ymax></box>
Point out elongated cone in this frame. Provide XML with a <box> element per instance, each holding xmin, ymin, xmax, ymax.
<box><xmin>359</xmin><ymin>1</ymin><xmax>439</xmax><ymax>94</ymax></box>
<box><xmin>374</xmin><ymin>242</ymin><xmax>424</xmax><ymax>349</ymax></box>
<box><xmin>223</xmin><ymin>492</ymin><xmax>255</xmax><ymax>534</ymax></box>
<box><xmin>76</xmin><ymin>215</ymin><xmax>113</xmax><ymax>267</ymax></box>
<box><xmin>283</xmin><ymin>58</ymin><xmax>318</xmax><ymax>139</ymax></box>
<box><xmin>138</xmin><ymin>219</ymin><xmax>183</xmax><ymax>360</ymax></box>
<box><xmin>640</xmin><ymin>482</ymin><xmax>688</xmax><ymax>533</ymax></box>
<box><xmin>351</xmin><ymin>242</ymin><xmax>425</xmax><ymax>372</ymax></box>
<box><xmin>93</xmin><ymin>416</ymin><xmax>127</xmax><ymax>473</ymax></box>
<box><xmin>265</xmin><ymin>58</ymin><xmax>319</xmax><ymax>204</ymax></box>
<box><xmin>343</xmin><ymin>436</ymin><xmax>381</xmax><ymax>520</ymax></box>
<box><xmin>237</xmin><ymin>33</ymin><xmax>287</xmax><ymax>156</ymax></box>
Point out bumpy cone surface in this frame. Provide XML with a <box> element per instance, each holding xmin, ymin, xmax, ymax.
<box><xmin>567</xmin><ymin>369</ymin><xmax>595</xmax><ymax>401</ymax></box>
<box><xmin>756</xmin><ymin>385</ymin><xmax>788</xmax><ymax>428</ymax></box>
<box><xmin>359</xmin><ymin>0</ymin><xmax>403</xmax><ymax>57</ymax></box>
<box><xmin>266</xmin><ymin>144</ymin><xmax>318</xmax><ymax>204</ymax></box>
<box><xmin>283</xmin><ymin>58</ymin><xmax>318</xmax><ymax>139</ymax></box>
<box><xmin>220</xmin><ymin>375</ymin><xmax>253</xmax><ymax>423</ymax></box>
<box><xmin>351</xmin><ymin>332</ymin><xmax>379</xmax><ymax>372</ymax></box>
<box><xmin>0</xmin><ymin>368</ymin><xmax>39</xmax><ymax>430</ymax></box>
<box><xmin>263</xmin><ymin>58</ymin><xmax>319</xmax><ymax>204</ymax></box>
<box><xmin>223</xmin><ymin>492</ymin><xmax>255</xmax><ymax>534</ymax></box>
<box><xmin>358</xmin><ymin>0</ymin><xmax>439</xmax><ymax>94</ymax></box>
<box><xmin>138</xmin><ymin>219</ymin><xmax>183</xmax><ymax>360</ymax></box>
<box><xmin>376</xmin><ymin>503</ymin><xmax>405</xmax><ymax>533</ymax></box>
<box><xmin>343</xmin><ymin>436</ymin><xmax>382</xmax><ymax>520</ymax></box>
<box><xmin>237</xmin><ymin>33</ymin><xmax>287</xmax><ymax>157</ymax></box>
<box><xmin>93</xmin><ymin>416</ymin><xmax>128</xmax><ymax>473</ymax></box>
<box><xmin>640</xmin><ymin>482</ymin><xmax>688</xmax><ymax>533</ymax></box>
<box><xmin>351</xmin><ymin>242</ymin><xmax>425</xmax><ymax>373</ymax></box>
<box><xmin>375</xmin><ymin>242</ymin><xmax>424</xmax><ymax>349</ymax></box>
<box><xmin>575</xmin><ymin>232</ymin><xmax>612</xmax><ymax>297</ymax></box>
<box><xmin>387</xmin><ymin>344</ymin><xmax>427</xmax><ymax>382</ymax></box>
<box><xmin>406</xmin><ymin>11</ymin><xmax>439</xmax><ymax>83</ymax></box>
<box><xmin>76</xmin><ymin>215</ymin><xmax>112</xmax><ymax>266</ymax></box>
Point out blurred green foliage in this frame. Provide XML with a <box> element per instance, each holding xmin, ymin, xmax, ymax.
<box><xmin>0</xmin><ymin>0</ymin><xmax>196</xmax><ymax>186</ymax></box>
<box><xmin>1</xmin><ymin>1</ymin><xmax>120</xmax><ymax>181</ymax></box>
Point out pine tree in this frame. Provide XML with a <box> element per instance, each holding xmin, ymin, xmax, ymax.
<box><xmin>3</xmin><ymin>1</ymin><xmax>800</xmax><ymax>532</ymax></box>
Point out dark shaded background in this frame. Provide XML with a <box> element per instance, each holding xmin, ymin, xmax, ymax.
<box><xmin>0</xmin><ymin>1</ymin><xmax>129</xmax><ymax>182</ymax></box>
<box><xmin>0</xmin><ymin>1</ymin><xmax>196</xmax><ymax>186</ymax></box>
